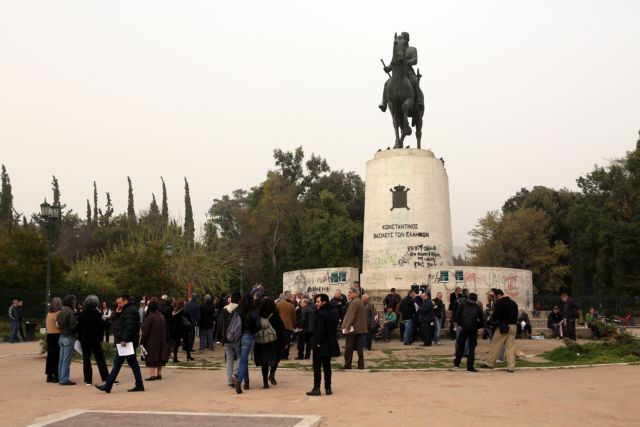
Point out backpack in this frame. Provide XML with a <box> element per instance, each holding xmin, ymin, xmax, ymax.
<box><xmin>461</xmin><ymin>303</ymin><xmax>479</xmax><ymax>331</ymax></box>
<box><xmin>225</xmin><ymin>310</ymin><xmax>242</xmax><ymax>343</ymax></box>
<box><xmin>254</xmin><ymin>314</ymin><xmax>277</xmax><ymax>344</ymax></box>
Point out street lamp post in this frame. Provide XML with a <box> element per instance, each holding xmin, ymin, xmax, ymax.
<box><xmin>166</xmin><ymin>244</ymin><xmax>173</xmax><ymax>282</ymax></box>
<box><xmin>239</xmin><ymin>257</ymin><xmax>244</xmax><ymax>294</ymax></box>
<box><xmin>40</xmin><ymin>200</ymin><xmax>60</xmax><ymax>321</ymax></box>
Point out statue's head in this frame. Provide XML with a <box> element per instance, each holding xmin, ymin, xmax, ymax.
<box><xmin>401</xmin><ymin>32</ymin><xmax>410</xmax><ymax>43</ymax></box>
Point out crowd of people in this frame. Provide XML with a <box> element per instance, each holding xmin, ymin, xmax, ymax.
<box><xmin>30</xmin><ymin>283</ymin><xmax>582</xmax><ymax>394</ymax></box>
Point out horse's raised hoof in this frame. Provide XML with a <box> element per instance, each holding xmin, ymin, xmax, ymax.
<box><xmin>404</xmin><ymin>127</ymin><xmax>412</xmax><ymax>136</ymax></box>
<box><xmin>378</xmin><ymin>103</ymin><xmax>387</xmax><ymax>112</ymax></box>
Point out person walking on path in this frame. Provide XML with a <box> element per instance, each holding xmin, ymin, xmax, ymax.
<box><xmin>56</xmin><ymin>295</ymin><xmax>78</xmax><ymax>385</ymax></box>
<box><xmin>45</xmin><ymin>297</ymin><xmax>62</xmax><ymax>383</ymax></box>
<box><xmin>341</xmin><ymin>287</ymin><xmax>367</xmax><ymax>370</ymax></box>
<box><xmin>253</xmin><ymin>297</ymin><xmax>287</xmax><ymax>389</ymax></box>
<box><xmin>233</xmin><ymin>293</ymin><xmax>260</xmax><ymax>394</ymax></box>
<box><xmin>95</xmin><ymin>294</ymin><xmax>144</xmax><ymax>393</ymax></box>
<box><xmin>140</xmin><ymin>297</ymin><xmax>169</xmax><ymax>381</ymax></box>
<box><xmin>77</xmin><ymin>295</ymin><xmax>109</xmax><ymax>386</ymax></box>
<box><xmin>199</xmin><ymin>295</ymin><xmax>216</xmax><ymax>351</ymax></box>
<box><xmin>307</xmin><ymin>293</ymin><xmax>340</xmax><ymax>396</ymax></box>
<box><xmin>453</xmin><ymin>292</ymin><xmax>484</xmax><ymax>372</ymax></box>
<box><xmin>8</xmin><ymin>299</ymin><xmax>20</xmax><ymax>343</ymax></box>
<box><xmin>216</xmin><ymin>293</ymin><xmax>240</xmax><ymax>387</ymax></box>
<box><xmin>481</xmin><ymin>289</ymin><xmax>518</xmax><ymax>372</ymax></box>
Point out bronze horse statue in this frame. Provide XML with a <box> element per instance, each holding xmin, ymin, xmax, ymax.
<box><xmin>384</xmin><ymin>33</ymin><xmax>424</xmax><ymax>149</ymax></box>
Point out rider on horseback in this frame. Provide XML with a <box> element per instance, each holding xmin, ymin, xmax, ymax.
<box><xmin>378</xmin><ymin>32</ymin><xmax>424</xmax><ymax>114</ymax></box>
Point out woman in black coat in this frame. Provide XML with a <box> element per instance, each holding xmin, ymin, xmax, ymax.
<box><xmin>170</xmin><ymin>300</ymin><xmax>194</xmax><ymax>363</ymax></box>
<box><xmin>141</xmin><ymin>298</ymin><xmax>169</xmax><ymax>380</ymax></box>
<box><xmin>254</xmin><ymin>297</ymin><xmax>288</xmax><ymax>389</ymax></box>
<box><xmin>77</xmin><ymin>295</ymin><xmax>109</xmax><ymax>385</ymax></box>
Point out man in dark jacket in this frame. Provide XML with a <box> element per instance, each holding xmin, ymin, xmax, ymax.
<box><xmin>199</xmin><ymin>295</ymin><xmax>216</xmax><ymax>351</ymax></box>
<box><xmin>399</xmin><ymin>291</ymin><xmax>416</xmax><ymax>345</ymax></box>
<box><xmin>296</xmin><ymin>298</ymin><xmax>315</xmax><ymax>360</ymax></box>
<box><xmin>547</xmin><ymin>305</ymin><xmax>564</xmax><ymax>338</ymax></box>
<box><xmin>481</xmin><ymin>289</ymin><xmax>518</xmax><ymax>372</ymax></box>
<box><xmin>418</xmin><ymin>293</ymin><xmax>436</xmax><ymax>346</ymax></box>
<box><xmin>96</xmin><ymin>295</ymin><xmax>144</xmax><ymax>393</ymax></box>
<box><xmin>57</xmin><ymin>295</ymin><xmax>78</xmax><ymax>385</ymax></box>
<box><xmin>306</xmin><ymin>293</ymin><xmax>340</xmax><ymax>396</ymax></box>
<box><xmin>453</xmin><ymin>293</ymin><xmax>484</xmax><ymax>372</ymax></box>
<box><xmin>383</xmin><ymin>288</ymin><xmax>401</xmax><ymax>311</ymax></box>
<box><xmin>330</xmin><ymin>290</ymin><xmax>348</xmax><ymax>322</ymax></box>
<box><xmin>561</xmin><ymin>292</ymin><xmax>579</xmax><ymax>341</ymax></box>
<box><xmin>185</xmin><ymin>295</ymin><xmax>200</xmax><ymax>351</ymax></box>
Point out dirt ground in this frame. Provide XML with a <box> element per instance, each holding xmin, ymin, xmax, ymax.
<box><xmin>1</xmin><ymin>341</ymin><xmax>639</xmax><ymax>427</ymax></box>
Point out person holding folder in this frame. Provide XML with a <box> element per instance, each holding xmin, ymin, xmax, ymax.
<box><xmin>96</xmin><ymin>295</ymin><xmax>144</xmax><ymax>393</ymax></box>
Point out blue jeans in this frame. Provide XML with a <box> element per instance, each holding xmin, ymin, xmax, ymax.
<box><xmin>9</xmin><ymin>320</ymin><xmax>20</xmax><ymax>343</ymax></box>
<box><xmin>58</xmin><ymin>335</ymin><xmax>75</xmax><ymax>383</ymax></box>
<box><xmin>105</xmin><ymin>350</ymin><xmax>143</xmax><ymax>390</ymax></box>
<box><xmin>199</xmin><ymin>329</ymin><xmax>214</xmax><ymax>350</ymax></box>
<box><xmin>433</xmin><ymin>318</ymin><xmax>442</xmax><ymax>343</ymax></box>
<box><xmin>237</xmin><ymin>333</ymin><xmax>254</xmax><ymax>382</ymax></box>
<box><xmin>403</xmin><ymin>319</ymin><xmax>413</xmax><ymax>344</ymax></box>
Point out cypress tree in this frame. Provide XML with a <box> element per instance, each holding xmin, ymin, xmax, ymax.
<box><xmin>104</xmin><ymin>192</ymin><xmax>113</xmax><ymax>225</ymax></box>
<box><xmin>86</xmin><ymin>199</ymin><xmax>92</xmax><ymax>225</ymax></box>
<box><xmin>51</xmin><ymin>176</ymin><xmax>66</xmax><ymax>220</ymax></box>
<box><xmin>93</xmin><ymin>181</ymin><xmax>99</xmax><ymax>224</ymax></box>
<box><xmin>127</xmin><ymin>176</ymin><xmax>136</xmax><ymax>223</ymax></box>
<box><xmin>0</xmin><ymin>165</ymin><xmax>14</xmax><ymax>223</ymax></box>
<box><xmin>184</xmin><ymin>177</ymin><xmax>195</xmax><ymax>243</ymax></box>
<box><xmin>150</xmin><ymin>193</ymin><xmax>160</xmax><ymax>215</ymax></box>
<box><xmin>161</xmin><ymin>177</ymin><xmax>169</xmax><ymax>221</ymax></box>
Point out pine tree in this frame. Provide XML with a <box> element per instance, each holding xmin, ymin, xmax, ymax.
<box><xmin>86</xmin><ymin>199</ymin><xmax>92</xmax><ymax>225</ymax></box>
<box><xmin>150</xmin><ymin>193</ymin><xmax>160</xmax><ymax>215</ymax></box>
<box><xmin>51</xmin><ymin>176</ymin><xmax>65</xmax><ymax>220</ymax></box>
<box><xmin>22</xmin><ymin>216</ymin><xmax>28</xmax><ymax>227</ymax></box>
<box><xmin>127</xmin><ymin>176</ymin><xmax>136</xmax><ymax>223</ymax></box>
<box><xmin>184</xmin><ymin>177</ymin><xmax>195</xmax><ymax>243</ymax></box>
<box><xmin>0</xmin><ymin>165</ymin><xmax>14</xmax><ymax>223</ymax></box>
<box><xmin>161</xmin><ymin>177</ymin><xmax>169</xmax><ymax>221</ymax></box>
<box><xmin>93</xmin><ymin>181</ymin><xmax>99</xmax><ymax>224</ymax></box>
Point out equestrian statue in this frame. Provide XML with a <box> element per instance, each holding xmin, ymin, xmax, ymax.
<box><xmin>379</xmin><ymin>32</ymin><xmax>425</xmax><ymax>149</ymax></box>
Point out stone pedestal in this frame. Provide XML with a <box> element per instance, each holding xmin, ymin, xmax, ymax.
<box><xmin>361</xmin><ymin>148</ymin><xmax>453</xmax><ymax>290</ymax></box>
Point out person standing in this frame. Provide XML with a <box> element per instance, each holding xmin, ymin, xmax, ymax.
<box><xmin>56</xmin><ymin>295</ymin><xmax>78</xmax><ymax>386</ymax></box>
<box><xmin>77</xmin><ymin>295</ymin><xmax>109</xmax><ymax>386</ymax></box>
<box><xmin>16</xmin><ymin>300</ymin><xmax>26</xmax><ymax>341</ymax></box>
<box><xmin>199</xmin><ymin>295</ymin><xmax>216</xmax><ymax>351</ymax></box>
<box><xmin>399</xmin><ymin>291</ymin><xmax>417</xmax><ymax>345</ymax></box>
<box><xmin>185</xmin><ymin>295</ymin><xmax>200</xmax><ymax>352</ymax></box>
<box><xmin>448</xmin><ymin>287</ymin><xmax>462</xmax><ymax>340</ymax></box>
<box><xmin>453</xmin><ymin>293</ymin><xmax>484</xmax><ymax>372</ymax></box>
<box><xmin>561</xmin><ymin>292</ymin><xmax>580</xmax><ymax>341</ymax></box>
<box><xmin>363</xmin><ymin>294</ymin><xmax>376</xmax><ymax>351</ymax></box>
<box><xmin>341</xmin><ymin>287</ymin><xmax>367</xmax><ymax>370</ymax></box>
<box><xmin>296</xmin><ymin>298</ymin><xmax>315</xmax><ymax>360</ymax></box>
<box><xmin>276</xmin><ymin>291</ymin><xmax>296</xmax><ymax>361</ymax></box>
<box><xmin>418</xmin><ymin>292</ymin><xmax>436</xmax><ymax>346</ymax></box>
<box><xmin>100</xmin><ymin>301</ymin><xmax>112</xmax><ymax>342</ymax></box>
<box><xmin>8</xmin><ymin>299</ymin><xmax>19</xmax><ymax>343</ymax></box>
<box><xmin>432</xmin><ymin>292</ymin><xmax>445</xmax><ymax>345</ymax></box>
<box><xmin>383</xmin><ymin>288</ymin><xmax>401</xmax><ymax>311</ymax></box>
<box><xmin>96</xmin><ymin>294</ymin><xmax>145</xmax><ymax>393</ymax></box>
<box><xmin>481</xmin><ymin>289</ymin><xmax>518</xmax><ymax>372</ymax></box>
<box><xmin>307</xmin><ymin>293</ymin><xmax>340</xmax><ymax>396</ymax></box>
<box><xmin>140</xmin><ymin>297</ymin><xmax>169</xmax><ymax>381</ymax></box>
<box><xmin>170</xmin><ymin>300</ymin><xmax>194</xmax><ymax>362</ymax></box>
<box><xmin>45</xmin><ymin>297</ymin><xmax>62</xmax><ymax>383</ymax></box>
<box><xmin>330</xmin><ymin>290</ymin><xmax>348</xmax><ymax>322</ymax></box>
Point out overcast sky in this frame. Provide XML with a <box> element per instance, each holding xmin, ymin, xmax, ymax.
<box><xmin>1</xmin><ymin>1</ymin><xmax>639</xmax><ymax>250</ymax></box>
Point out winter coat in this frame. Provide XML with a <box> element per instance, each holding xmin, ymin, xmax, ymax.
<box><xmin>77</xmin><ymin>309</ymin><xmax>105</xmax><ymax>344</ymax></box>
<box><xmin>276</xmin><ymin>299</ymin><xmax>296</xmax><ymax>331</ymax></box>
<box><xmin>141</xmin><ymin>311</ymin><xmax>169</xmax><ymax>365</ymax></box>
<box><xmin>115</xmin><ymin>301</ymin><xmax>140</xmax><ymax>346</ymax></box>
<box><xmin>418</xmin><ymin>300</ymin><xmax>436</xmax><ymax>324</ymax></box>
<box><xmin>254</xmin><ymin>312</ymin><xmax>287</xmax><ymax>368</ymax></box>
<box><xmin>199</xmin><ymin>302</ymin><xmax>216</xmax><ymax>329</ymax></box>
<box><xmin>313</xmin><ymin>306</ymin><xmax>340</xmax><ymax>358</ymax></box>
<box><xmin>342</xmin><ymin>297</ymin><xmax>368</xmax><ymax>334</ymax></box>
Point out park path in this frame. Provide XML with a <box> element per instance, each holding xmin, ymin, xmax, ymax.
<box><xmin>0</xmin><ymin>342</ymin><xmax>638</xmax><ymax>426</ymax></box>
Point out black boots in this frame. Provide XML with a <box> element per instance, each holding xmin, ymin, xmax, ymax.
<box><xmin>306</xmin><ymin>388</ymin><xmax>321</xmax><ymax>396</ymax></box>
<box><xmin>325</xmin><ymin>387</ymin><xmax>333</xmax><ymax>395</ymax></box>
<box><xmin>233</xmin><ymin>375</ymin><xmax>242</xmax><ymax>394</ymax></box>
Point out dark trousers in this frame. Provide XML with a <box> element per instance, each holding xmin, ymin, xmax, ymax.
<box><xmin>399</xmin><ymin>321</ymin><xmax>405</xmax><ymax>342</ymax></box>
<box><xmin>81</xmin><ymin>341</ymin><xmax>109</xmax><ymax>384</ymax></box>
<box><xmin>365</xmin><ymin>328</ymin><xmax>374</xmax><ymax>350</ymax></box>
<box><xmin>344</xmin><ymin>333</ymin><xmax>364</xmax><ymax>369</ymax></box>
<box><xmin>173</xmin><ymin>331</ymin><xmax>192</xmax><ymax>360</ymax></box>
<box><xmin>281</xmin><ymin>330</ymin><xmax>293</xmax><ymax>359</ymax></box>
<box><xmin>297</xmin><ymin>333</ymin><xmax>313</xmax><ymax>359</ymax></box>
<box><xmin>566</xmin><ymin>320</ymin><xmax>576</xmax><ymax>340</ymax></box>
<box><xmin>188</xmin><ymin>325</ymin><xmax>196</xmax><ymax>351</ymax></box>
<box><xmin>103</xmin><ymin>323</ymin><xmax>111</xmax><ymax>342</ymax></box>
<box><xmin>45</xmin><ymin>333</ymin><xmax>60</xmax><ymax>379</ymax></box>
<box><xmin>454</xmin><ymin>329</ymin><xmax>478</xmax><ymax>370</ymax></box>
<box><xmin>382</xmin><ymin>323</ymin><xmax>396</xmax><ymax>341</ymax></box>
<box><xmin>420</xmin><ymin>321</ymin><xmax>434</xmax><ymax>346</ymax></box>
<box><xmin>105</xmin><ymin>351</ymin><xmax>143</xmax><ymax>390</ymax></box>
<box><xmin>313</xmin><ymin>353</ymin><xmax>332</xmax><ymax>389</ymax></box>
